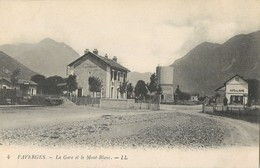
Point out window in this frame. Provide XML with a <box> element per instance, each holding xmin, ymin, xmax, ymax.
<box><xmin>114</xmin><ymin>71</ymin><xmax>117</xmax><ymax>80</ymax></box>
<box><xmin>111</xmin><ymin>70</ymin><xmax>114</xmax><ymax>80</ymax></box>
<box><xmin>123</xmin><ymin>73</ymin><xmax>126</xmax><ymax>82</ymax></box>
<box><xmin>111</xmin><ymin>87</ymin><xmax>114</xmax><ymax>98</ymax></box>
<box><xmin>238</xmin><ymin>96</ymin><xmax>241</xmax><ymax>101</ymax></box>
<box><xmin>232</xmin><ymin>96</ymin><xmax>236</xmax><ymax>101</ymax></box>
<box><xmin>118</xmin><ymin>72</ymin><xmax>120</xmax><ymax>81</ymax></box>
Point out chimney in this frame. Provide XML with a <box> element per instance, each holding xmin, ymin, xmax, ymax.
<box><xmin>93</xmin><ymin>49</ymin><xmax>98</xmax><ymax>55</ymax></box>
<box><xmin>105</xmin><ymin>53</ymin><xmax>108</xmax><ymax>58</ymax></box>
<box><xmin>112</xmin><ymin>56</ymin><xmax>117</xmax><ymax>62</ymax></box>
<box><xmin>84</xmin><ymin>49</ymin><xmax>89</xmax><ymax>54</ymax></box>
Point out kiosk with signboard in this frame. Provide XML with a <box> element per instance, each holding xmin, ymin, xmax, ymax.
<box><xmin>215</xmin><ymin>75</ymin><xmax>248</xmax><ymax>105</ymax></box>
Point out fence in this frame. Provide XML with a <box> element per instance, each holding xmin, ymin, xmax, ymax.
<box><xmin>203</xmin><ymin>104</ymin><xmax>259</xmax><ymax>115</ymax></box>
<box><xmin>0</xmin><ymin>89</ymin><xmax>25</xmax><ymax>104</ymax></box>
<box><xmin>203</xmin><ymin>104</ymin><xmax>260</xmax><ymax>123</ymax></box>
<box><xmin>161</xmin><ymin>100</ymin><xmax>201</xmax><ymax>105</ymax></box>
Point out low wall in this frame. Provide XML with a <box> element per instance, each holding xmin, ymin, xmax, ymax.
<box><xmin>203</xmin><ymin>105</ymin><xmax>259</xmax><ymax>115</ymax></box>
<box><xmin>67</xmin><ymin>96</ymin><xmax>100</xmax><ymax>106</ymax></box>
<box><xmin>100</xmin><ymin>98</ymin><xmax>135</xmax><ymax>109</ymax></box>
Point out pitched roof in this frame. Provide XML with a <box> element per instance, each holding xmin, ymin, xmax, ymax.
<box><xmin>0</xmin><ymin>77</ymin><xmax>38</xmax><ymax>85</ymax></box>
<box><xmin>17</xmin><ymin>79</ymin><xmax>38</xmax><ymax>85</ymax></box>
<box><xmin>215</xmin><ymin>74</ymin><xmax>247</xmax><ymax>91</ymax></box>
<box><xmin>68</xmin><ymin>51</ymin><xmax>130</xmax><ymax>72</ymax></box>
<box><xmin>224</xmin><ymin>74</ymin><xmax>247</xmax><ymax>84</ymax></box>
<box><xmin>0</xmin><ymin>78</ymin><xmax>11</xmax><ymax>84</ymax></box>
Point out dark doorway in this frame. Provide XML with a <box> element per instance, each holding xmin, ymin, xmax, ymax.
<box><xmin>161</xmin><ymin>94</ymin><xmax>164</xmax><ymax>100</ymax></box>
<box><xmin>78</xmin><ymin>89</ymin><xmax>82</xmax><ymax>97</ymax></box>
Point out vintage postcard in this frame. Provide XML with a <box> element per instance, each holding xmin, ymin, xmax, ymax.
<box><xmin>0</xmin><ymin>0</ymin><xmax>259</xmax><ymax>167</ymax></box>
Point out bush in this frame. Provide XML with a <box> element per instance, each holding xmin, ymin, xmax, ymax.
<box><xmin>29</xmin><ymin>95</ymin><xmax>48</xmax><ymax>105</ymax></box>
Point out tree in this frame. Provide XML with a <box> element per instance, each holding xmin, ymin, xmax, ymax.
<box><xmin>174</xmin><ymin>85</ymin><xmax>181</xmax><ymax>102</ymax></box>
<box><xmin>157</xmin><ymin>84</ymin><xmax>162</xmax><ymax>94</ymax></box>
<box><xmin>41</xmin><ymin>75</ymin><xmax>65</xmax><ymax>95</ymax></box>
<box><xmin>31</xmin><ymin>74</ymin><xmax>46</xmax><ymax>84</ymax></box>
<box><xmin>118</xmin><ymin>81</ymin><xmax>128</xmax><ymax>99</ymax></box>
<box><xmin>174</xmin><ymin>85</ymin><xmax>190</xmax><ymax>101</ymax></box>
<box><xmin>127</xmin><ymin>83</ymin><xmax>134</xmax><ymax>99</ymax></box>
<box><xmin>88</xmin><ymin>76</ymin><xmax>103</xmax><ymax>97</ymax></box>
<box><xmin>31</xmin><ymin>74</ymin><xmax>46</xmax><ymax>94</ymax></box>
<box><xmin>147</xmin><ymin>73</ymin><xmax>162</xmax><ymax>95</ymax></box>
<box><xmin>134</xmin><ymin>80</ymin><xmax>148</xmax><ymax>100</ymax></box>
<box><xmin>10</xmin><ymin>68</ymin><xmax>21</xmax><ymax>103</ymax></box>
<box><xmin>10</xmin><ymin>68</ymin><xmax>21</xmax><ymax>88</ymax></box>
<box><xmin>147</xmin><ymin>73</ymin><xmax>157</xmax><ymax>93</ymax></box>
<box><xmin>66</xmin><ymin>74</ymin><xmax>78</xmax><ymax>93</ymax></box>
<box><xmin>119</xmin><ymin>81</ymin><xmax>128</xmax><ymax>94</ymax></box>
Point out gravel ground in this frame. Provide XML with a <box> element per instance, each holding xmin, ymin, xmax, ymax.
<box><xmin>0</xmin><ymin>112</ymin><xmax>230</xmax><ymax>149</ymax></box>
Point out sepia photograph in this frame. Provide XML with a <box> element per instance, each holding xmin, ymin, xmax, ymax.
<box><xmin>0</xmin><ymin>0</ymin><xmax>259</xmax><ymax>167</ymax></box>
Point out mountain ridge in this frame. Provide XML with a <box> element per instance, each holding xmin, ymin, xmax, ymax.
<box><xmin>0</xmin><ymin>38</ymin><xmax>80</xmax><ymax>77</ymax></box>
<box><xmin>0</xmin><ymin>51</ymin><xmax>37</xmax><ymax>79</ymax></box>
<box><xmin>170</xmin><ymin>30</ymin><xmax>260</xmax><ymax>95</ymax></box>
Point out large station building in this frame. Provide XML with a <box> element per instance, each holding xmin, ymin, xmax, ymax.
<box><xmin>67</xmin><ymin>49</ymin><xmax>130</xmax><ymax>98</ymax></box>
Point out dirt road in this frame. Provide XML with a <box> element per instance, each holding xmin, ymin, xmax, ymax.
<box><xmin>160</xmin><ymin>104</ymin><xmax>259</xmax><ymax>147</ymax></box>
<box><xmin>0</xmin><ymin>103</ymin><xmax>259</xmax><ymax>148</ymax></box>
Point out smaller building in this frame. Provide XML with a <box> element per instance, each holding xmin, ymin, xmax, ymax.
<box><xmin>215</xmin><ymin>74</ymin><xmax>248</xmax><ymax>105</ymax></box>
<box><xmin>0</xmin><ymin>77</ymin><xmax>38</xmax><ymax>96</ymax></box>
<box><xmin>190</xmin><ymin>93</ymin><xmax>199</xmax><ymax>101</ymax></box>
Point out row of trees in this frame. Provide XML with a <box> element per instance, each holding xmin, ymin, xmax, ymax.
<box><xmin>88</xmin><ymin>76</ymin><xmax>132</xmax><ymax>98</ymax></box>
<box><xmin>86</xmin><ymin>73</ymin><xmax>162</xmax><ymax>100</ymax></box>
<box><xmin>30</xmin><ymin>72</ymin><xmax>162</xmax><ymax>100</ymax></box>
<box><xmin>134</xmin><ymin>73</ymin><xmax>162</xmax><ymax>100</ymax></box>
<box><xmin>31</xmin><ymin>74</ymin><xmax>77</xmax><ymax>95</ymax></box>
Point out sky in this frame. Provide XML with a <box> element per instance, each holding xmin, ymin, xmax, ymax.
<box><xmin>0</xmin><ymin>0</ymin><xmax>260</xmax><ymax>73</ymax></box>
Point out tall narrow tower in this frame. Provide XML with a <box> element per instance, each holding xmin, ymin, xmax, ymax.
<box><xmin>156</xmin><ymin>66</ymin><xmax>174</xmax><ymax>102</ymax></box>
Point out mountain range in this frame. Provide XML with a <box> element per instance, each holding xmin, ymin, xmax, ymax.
<box><xmin>0</xmin><ymin>38</ymin><xmax>80</xmax><ymax>77</ymax></box>
<box><xmin>0</xmin><ymin>51</ymin><xmax>36</xmax><ymax>79</ymax></box>
<box><xmin>0</xmin><ymin>30</ymin><xmax>259</xmax><ymax>96</ymax></box>
<box><xmin>0</xmin><ymin>38</ymin><xmax>153</xmax><ymax>83</ymax></box>
<box><xmin>170</xmin><ymin>30</ymin><xmax>260</xmax><ymax>95</ymax></box>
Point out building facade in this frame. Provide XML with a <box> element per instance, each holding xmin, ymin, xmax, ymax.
<box><xmin>67</xmin><ymin>49</ymin><xmax>130</xmax><ymax>98</ymax></box>
<box><xmin>0</xmin><ymin>77</ymin><xmax>38</xmax><ymax>96</ymax></box>
<box><xmin>215</xmin><ymin>75</ymin><xmax>248</xmax><ymax>105</ymax></box>
<box><xmin>156</xmin><ymin>66</ymin><xmax>174</xmax><ymax>102</ymax></box>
